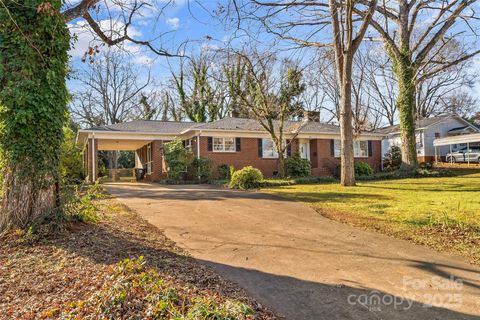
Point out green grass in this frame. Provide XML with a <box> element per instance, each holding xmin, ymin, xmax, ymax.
<box><xmin>263</xmin><ymin>170</ymin><xmax>480</xmax><ymax>262</ymax></box>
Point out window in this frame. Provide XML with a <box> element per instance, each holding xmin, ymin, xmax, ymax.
<box><xmin>434</xmin><ymin>132</ymin><xmax>441</xmax><ymax>139</ymax></box>
<box><xmin>262</xmin><ymin>139</ymin><xmax>279</xmax><ymax>158</ymax></box>
<box><xmin>416</xmin><ymin>132</ymin><xmax>423</xmax><ymax>148</ymax></box>
<box><xmin>354</xmin><ymin>141</ymin><xmax>369</xmax><ymax>158</ymax></box>
<box><xmin>213</xmin><ymin>137</ymin><xmax>236</xmax><ymax>152</ymax></box>
<box><xmin>333</xmin><ymin>140</ymin><xmax>369</xmax><ymax>158</ymax></box>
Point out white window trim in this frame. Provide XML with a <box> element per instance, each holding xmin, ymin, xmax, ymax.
<box><xmin>212</xmin><ymin>137</ymin><xmax>236</xmax><ymax>153</ymax></box>
<box><xmin>333</xmin><ymin>140</ymin><xmax>370</xmax><ymax>158</ymax></box>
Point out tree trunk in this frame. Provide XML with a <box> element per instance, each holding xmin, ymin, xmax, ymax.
<box><xmin>339</xmin><ymin>58</ymin><xmax>356</xmax><ymax>186</ymax></box>
<box><xmin>0</xmin><ymin>166</ymin><xmax>57</xmax><ymax>231</ymax></box>
<box><xmin>391</xmin><ymin>1</ymin><xmax>417</xmax><ymax>167</ymax></box>
<box><xmin>278</xmin><ymin>155</ymin><xmax>286</xmax><ymax>178</ymax></box>
<box><xmin>0</xmin><ymin>0</ymin><xmax>69</xmax><ymax>233</ymax></box>
<box><xmin>393</xmin><ymin>53</ymin><xmax>417</xmax><ymax>166</ymax></box>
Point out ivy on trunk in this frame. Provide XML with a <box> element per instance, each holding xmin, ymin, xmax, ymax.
<box><xmin>0</xmin><ymin>0</ymin><xmax>70</xmax><ymax>232</ymax></box>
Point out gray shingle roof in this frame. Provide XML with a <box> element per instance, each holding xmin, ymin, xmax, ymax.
<box><xmin>375</xmin><ymin>114</ymin><xmax>456</xmax><ymax>135</ymax></box>
<box><xmin>83</xmin><ymin>117</ymin><xmax>347</xmax><ymax>135</ymax></box>
<box><xmin>194</xmin><ymin>117</ymin><xmax>340</xmax><ymax>134</ymax></box>
<box><xmin>86</xmin><ymin>120</ymin><xmax>201</xmax><ymax>134</ymax></box>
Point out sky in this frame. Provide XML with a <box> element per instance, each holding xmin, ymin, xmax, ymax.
<box><xmin>66</xmin><ymin>0</ymin><xmax>480</xmax><ymax>122</ymax></box>
<box><xmin>67</xmin><ymin>0</ymin><xmax>236</xmax><ymax>88</ymax></box>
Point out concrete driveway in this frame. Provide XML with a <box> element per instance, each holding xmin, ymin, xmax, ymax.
<box><xmin>105</xmin><ymin>182</ymin><xmax>480</xmax><ymax>320</ymax></box>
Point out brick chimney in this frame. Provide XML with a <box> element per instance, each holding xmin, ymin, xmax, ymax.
<box><xmin>303</xmin><ymin>111</ymin><xmax>320</xmax><ymax>122</ymax></box>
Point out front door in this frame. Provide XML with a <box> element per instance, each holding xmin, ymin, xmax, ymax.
<box><xmin>299</xmin><ymin>141</ymin><xmax>309</xmax><ymax>160</ymax></box>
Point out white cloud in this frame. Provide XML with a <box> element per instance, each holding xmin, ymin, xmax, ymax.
<box><xmin>201</xmin><ymin>42</ymin><xmax>219</xmax><ymax>53</ymax></box>
<box><xmin>68</xmin><ymin>19</ymin><xmax>142</xmax><ymax>58</ymax></box>
<box><xmin>166</xmin><ymin>17</ymin><xmax>180</xmax><ymax>30</ymax></box>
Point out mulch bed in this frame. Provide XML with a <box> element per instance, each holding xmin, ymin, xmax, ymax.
<box><xmin>0</xmin><ymin>197</ymin><xmax>276</xmax><ymax>319</ymax></box>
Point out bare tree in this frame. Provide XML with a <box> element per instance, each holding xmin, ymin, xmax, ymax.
<box><xmin>70</xmin><ymin>50</ymin><xmax>151</xmax><ymax>127</ymax></box>
<box><xmin>234</xmin><ymin>0</ymin><xmax>378</xmax><ymax>185</ymax></box>
<box><xmin>62</xmin><ymin>0</ymin><xmax>184</xmax><ymax>58</ymax></box>
<box><xmin>227</xmin><ymin>52</ymin><xmax>306</xmax><ymax>177</ymax></box>
<box><xmin>357</xmin><ymin>0</ymin><xmax>480</xmax><ymax>165</ymax></box>
<box><xmin>70</xmin><ymin>49</ymin><xmax>150</xmax><ymax>179</ymax></box>
<box><xmin>437</xmin><ymin>91</ymin><xmax>478</xmax><ymax>118</ymax></box>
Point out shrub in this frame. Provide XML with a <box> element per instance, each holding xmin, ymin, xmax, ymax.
<box><xmin>383</xmin><ymin>146</ymin><xmax>402</xmax><ymax>171</ymax></box>
<box><xmin>229</xmin><ymin>165</ymin><xmax>236</xmax><ymax>180</ymax></box>
<box><xmin>188</xmin><ymin>157</ymin><xmax>213</xmax><ymax>182</ymax></box>
<box><xmin>163</xmin><ymin>138</ymin><xmax>192</xmax><ymax>180</ymax></box>
<box><xmin>218</xmin><ymin>164</ymin><xmax>230</xmax><ymax>180</ymax></box>
<box><xmin>354</xmin><ymin>161</ymin><xmax>373</xmax><ymax>177</ymax></box>
<box><xmin>229</xmin><ymin>166</ymin><xmax>263</xmax><ymax>190</ymax></box>
<box><xmin>336</xmin><ymin>161</ymin><xmax>374</xmax><ymax>178</ymax></box>
<box><xmin>285</xmin><ymin>152</ymin><xmax>311</xmax><ymax>177</ymax></box>
<box><xmin>419</xmin><ymin>162</ymin><xmax>433</xmax><ymax>170</ymax></box>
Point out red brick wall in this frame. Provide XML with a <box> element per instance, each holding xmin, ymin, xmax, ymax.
<box><xmin>198</xmin><ymin>137</ymin><xmax>382</xmax><ymax>178</ymax></box>
<box><xmin>132</xmin><ymin>137</ymin><xmax>382</xmax><ymax>180</ymax></box>
<box><xmin>417</xmin><ymin>156</ymin><xmax>435</xmax><ymax>163</ymax></box>
<box><xmin>310</xmin><ymin>139</ymin><xmax>382</xmax><ymax>176</ymax></box>
<box><xmin>198</xmin><ymin>137</ymin><xmax>301</xmax><ymax>177</ymax></box>
<box><xmin>136</xmin><ymin>140</ymin><xmax>164</xmax><ymax>182</ymax></box>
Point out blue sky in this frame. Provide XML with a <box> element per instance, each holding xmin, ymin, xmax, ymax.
<box><xmin>66</xmin><ymin>0</ymin><xmax>480</xmax><ymax>116</ymax></box>
<box><xmin>67</xmin><ymin>1</ymin><xmax>237</xmax><ymax>87</ymax></box>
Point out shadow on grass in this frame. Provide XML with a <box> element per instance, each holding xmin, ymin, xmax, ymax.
<box><xmin>278</xmin><ymin>192</ymin><xmax>392</xmax><ymax>203</ymax></box>
<box><xmin>55</xmin><ymin>219</ymin><xmax>480</xmax><ymax>320</ymax></box>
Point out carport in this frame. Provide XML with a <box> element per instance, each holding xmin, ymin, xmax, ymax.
<box><xmin>433</xmin><ymin>133</ymin><xmax>480</xmax><ymax>164</ymax></box>
<box><xmin>76</xmin><ymin>131</ymin><xmax>156</xmax><ymax>183</ymax></box>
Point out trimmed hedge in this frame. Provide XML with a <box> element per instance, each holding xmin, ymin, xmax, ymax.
<box><xmin>229</xmin><ymin>166</ymin><xmax>263</xmax><ymax>190</ymax></box>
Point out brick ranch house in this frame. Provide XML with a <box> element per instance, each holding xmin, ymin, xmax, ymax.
<box><xmin>76</xmin><ymin>117</ymin><xmax>384</xmax><ymax>183</ymax></box>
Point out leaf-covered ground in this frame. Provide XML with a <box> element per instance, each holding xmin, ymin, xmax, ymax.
<box><xmin>0</xmin><ymin>196</ymin><xmax>276</xmax><ymax>319</ymax></box>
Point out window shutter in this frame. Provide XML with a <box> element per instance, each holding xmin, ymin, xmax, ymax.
<box><xmin>207</xmin><ymin>137</ymin><xmax>213</xmax><ymax>151</ymax></box>
<box><xmin>258</xmin><ymin>138</ymin><xmax>263</xmax><ymax>158</ymax></box>
<box><xmin>286</xmin><ymin>140</ymin><xmax>292</xmax><ymax>157</ymax></box>
<box><xmin>330</xmin><ymin>139</ymin><xmax>335</xmax><ymax>157</ymax></box>
<box><xmin>235</xmin><ymin>137</ymin><xmax>241</xmax><ymax>152</ymax></box>
<box><xmin>368</xmin><ymin>140</ymin><xmax>373</xmax><ymax>157</ymax></box>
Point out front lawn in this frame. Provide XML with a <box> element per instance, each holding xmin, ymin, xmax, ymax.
<box><xmin>263</xmin><ymin>169</ymin><xmax>480</xmax><ymax>264</ymax></box>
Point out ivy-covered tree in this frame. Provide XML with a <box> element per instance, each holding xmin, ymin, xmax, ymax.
<box><xmin>356</xmin><ymin>0</ymin><xmax>480</xmax><ymax>166</ymax></box>
<box><xmin>0</xmin><ymin>0</ymin><xmax>70</xmax><ymax>231</ymax></box>
<box><xmin>172</xmin><ymin>56</ymin><xmax>226</xmax><ymax>123</ymax></box>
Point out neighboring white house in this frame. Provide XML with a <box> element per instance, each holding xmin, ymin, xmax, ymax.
<box><xmin>377</xmin><ymin>114</ymin><xmax>480</xmax><ymax>162</ymax></box>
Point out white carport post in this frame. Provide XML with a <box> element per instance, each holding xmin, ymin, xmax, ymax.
<box><xmin>449</xmin><ymin>144</ymin><xmax>453</xmax><ymax>163</ymax></box>
<box><xmin>467</xmin><ymin>142</ymin><xmax>470</xmax><ymax>165</ymax></box>
<box><xmin>92</xmin><ymin>133</ymin><xmax>96</xmax><ymax>182</ymax></box>
<box><xmin>434</xmin><ymin>146</ymin><xmax>438</xmax><ymax>164</ymax></box>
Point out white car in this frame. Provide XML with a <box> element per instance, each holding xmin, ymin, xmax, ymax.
<box><xmin>446</xmin><ymin>147</ymin><xmax>480</xmax><ymax>163</ymax></box>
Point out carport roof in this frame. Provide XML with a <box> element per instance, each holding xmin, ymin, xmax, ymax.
<box><xmin>86</xmin><ymin>120</ymin><xmax>201</xmax><ymax>134</ymax></box>
<box><xmin>433</xmin><ymin>133</ymin><xmax>480</xmax><ymax>146</ymax></box>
